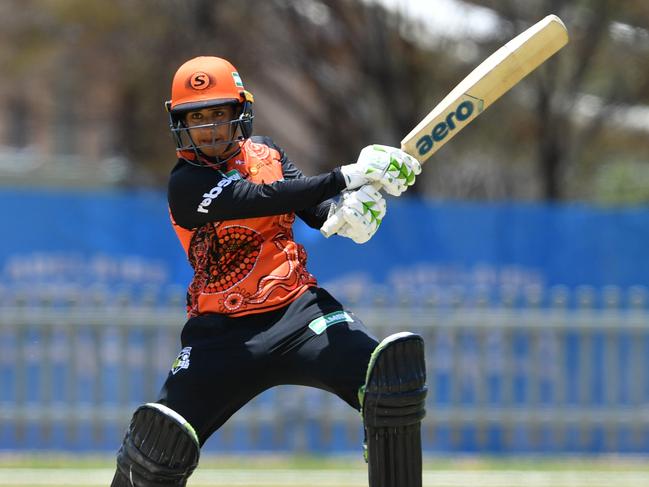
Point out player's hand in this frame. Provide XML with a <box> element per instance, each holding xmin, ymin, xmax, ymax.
<box><xmin>320</xmin><ymin>185</ymin><xmax>386</xmax><ymax>244</ymax></box>
<box><xmin>340</xmin><ymin>144</ymin><xmax>421</xmax><ymax>196</ymax></box>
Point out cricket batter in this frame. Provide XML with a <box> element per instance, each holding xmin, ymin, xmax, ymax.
<box><xmin>110</xmin><ymin>56</ymin><xmax>427</xmax><ymax>487</ymax></box>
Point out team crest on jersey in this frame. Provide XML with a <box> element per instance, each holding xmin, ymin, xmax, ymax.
<box><xmin>171</xmin><ymin>347</ymin><xmax>192</xmax><ymax>375</ymax></box>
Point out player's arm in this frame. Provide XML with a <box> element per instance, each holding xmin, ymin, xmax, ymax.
<box><xmin>265</xmin><ymin>137</ymin><xmax>336</xmax><ymax>229</ymax></box>
<box><xmin>268</xmin><ymin>140</ymin><xmax>389</xmax><ymax>243</ymax></box>
<box><xmin>169</xmin><ymin>138</ymin><xmax>420</xmax><ymax>230</ymax></box>
<box><xmin>273</xmin><ymin>138</ymin><xmax>419</xmax><ymax>242</ymax></box>
<box><xmin>271</xmin><ymin>138</ymin><xmax>420</xmax><ymax>228</ymax></box>
<box><xmin>168</xmin><ymin>161</ymin><xmax>346</xmax><ymax>230</ymax></box>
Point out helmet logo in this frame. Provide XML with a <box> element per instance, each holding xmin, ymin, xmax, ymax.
<box><xmin>189</xmin><ymin>72</ymin><xmax>211</xmax><ymax>90</ymax></box>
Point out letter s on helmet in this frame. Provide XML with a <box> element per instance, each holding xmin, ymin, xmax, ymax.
<box><xmin>165</xmin><ymin>56</ymin><xmax>254</xmax><ymax>158</ymax></box>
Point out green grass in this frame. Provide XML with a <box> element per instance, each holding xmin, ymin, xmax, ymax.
<box><xmin>1</xmin><ymin>453</ymin><xmax>648</xmax><ymax>487</ymax></box>
<box><xmin>2</xmin><ymin>453</ymin><xmax>649</xmax><ymax>470</ymax></box>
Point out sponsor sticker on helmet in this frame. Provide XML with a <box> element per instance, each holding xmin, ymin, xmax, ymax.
<box><xmin>190</xmin><ymin>72</ymin><xmax>210</xmax><ymax>90</ymax></box>
<box><xmin>232</xmin><ymin>71</ymin><xmax>244</xmax><ymax>88</ymax></box>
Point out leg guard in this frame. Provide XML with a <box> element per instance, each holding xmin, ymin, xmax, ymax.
<box><xmin>360</xmin><ymin>332</ymin><xmax>427</xmax><ymax>487</ymax></box>
<box><xmin>111</xmin><ymin>403</ymin><xmax>200</xmax><ymax>487</ymax></box>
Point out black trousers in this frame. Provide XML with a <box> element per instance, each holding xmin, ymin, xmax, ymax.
<box><xmin>157</xmin><ymin>287</ymin><xmax>379</xmax><ymax>446</ymax></box>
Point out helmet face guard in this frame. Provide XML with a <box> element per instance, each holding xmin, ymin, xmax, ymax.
<box><xmin>166</xmin><ymin>56</ymin><xmax>255</xmax><ymax>165</ymax></box>
<box><xmin>167</xmin><ymin>95</ymin><xmax>254</xmax><ymax>161</ymax></box>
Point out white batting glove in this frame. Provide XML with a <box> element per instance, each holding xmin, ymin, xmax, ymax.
<box><xmin>320</xmin><ymin>185</ymin><xmax>387</xmax><ymax>244</ymax></box>
<box><xmin>340</xmin><ymin>144</ymin><xmax>421</xmax><ymax>196</ymax></box>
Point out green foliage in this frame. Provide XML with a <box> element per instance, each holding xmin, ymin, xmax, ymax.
<box><xmin>594</xmin><ymin>160</ymin><xmax>649</xmax><ymax>204</ymax></box>
<box><xmin>1</xmin><ymin>0</ymin><xmax>648</xmax><ymax>199</ymax></box>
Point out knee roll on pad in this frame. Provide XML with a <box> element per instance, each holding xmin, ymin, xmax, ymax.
<box><xmin>360</xmin><ymin>332</ymin><xmax>428</xmax><ymax>428</ymax></box>
<box><xmin>111</xmin><ymin>403</ymin><xmax>200</xmax><ymax>487</ymax></box>
<box><xmin>360</xmin><ymin>332</ymin><xmax>427</xmax><ymax>487</ymax></box>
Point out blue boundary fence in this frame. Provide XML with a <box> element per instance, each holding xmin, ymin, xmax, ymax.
<box><xmin>0</xmin><ymin>291</ymin><xmax>648</xmax><ymax>454</ymax></box>
<box><xmin>1</xmin><ymin>189</ymin><xmax>648</xmax><ymax>453</ymax></box>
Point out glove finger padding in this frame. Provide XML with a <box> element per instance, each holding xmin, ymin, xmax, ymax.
<box><xmin>340</xmin><ymin>145</ymin><xmax>421</xmax><ymax>196</ymax></box>
<box><xmin>344</xmin><ymin>184</ymin><xmax>386</xmax><ymax>221</ymax></box>
<box><xmin>379</xmin><ymin>145</ymin><xmax>421</xmax><ymax>196</ymax></box>
<box><xmin>336</xmin><ymin>222</ymin><xmax>372</xmax><ymax>244</ymax></box>
<box><xmin>324</xmin><ymin>185</ymin><xmax>386</xmax><ymax>244</ymax></box>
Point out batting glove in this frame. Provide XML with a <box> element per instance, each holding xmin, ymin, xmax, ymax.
<box><xmin>340</xmin><ymin>144</ymin><xmax>421</xmax><ymax>196</ymax></box>
<box><xmin>320</xmin><ymin>184</ymin><xmax>387</xmax><ymax>244</ymax></box>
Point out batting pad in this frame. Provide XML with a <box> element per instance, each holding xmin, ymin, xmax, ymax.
<box><xmin>360</xmin><ymin>332</ymin><xmax>427</xmax><ymax>487</ymax></box>
<box><xmin>112</xmin><ymin>402</ymin><xmax>200</xmax><ymax>487</ymax></box>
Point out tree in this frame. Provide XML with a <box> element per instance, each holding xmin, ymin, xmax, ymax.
<box><xmin>2</xmin><ymin>0</ymin><xmax>648</xmax><ymax>201</ymax></box>
<box><xmin>462</xmin><ymin>0</ymin><xmax>649</xmax><ymax>200</ymax></box>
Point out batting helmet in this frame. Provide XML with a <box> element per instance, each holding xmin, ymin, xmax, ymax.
<box><xmin>166</xmin><ymin>56</ymin><xmax>254</xmax><ymax>161</ymax></box>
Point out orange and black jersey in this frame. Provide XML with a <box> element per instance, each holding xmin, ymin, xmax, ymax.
<box><xmin>167</xmin><ymin>136</ymin><xmax>346</xmax><ymax>318</ymax></box>
<box><xmin>168</xmin><ymin>137</ymin><xmax>344</xmax><ymax>229</ymax></box>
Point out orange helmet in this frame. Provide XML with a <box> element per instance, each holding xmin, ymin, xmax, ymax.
<box><xmin>166</xmin><ymin>56</ymin><xmax>254</xmax><ymax>162</ymax></box>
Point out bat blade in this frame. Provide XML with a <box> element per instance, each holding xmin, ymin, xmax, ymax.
<box><xmin>401</xmin><ymin>14</ymin><xmax>569</xmax><ymax>162</ymax></box>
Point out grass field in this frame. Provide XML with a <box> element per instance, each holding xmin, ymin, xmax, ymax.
<box><xmin>1</xmin><ymin>454</ymin><xmax>648</xmax><ymax>486</ymax></box>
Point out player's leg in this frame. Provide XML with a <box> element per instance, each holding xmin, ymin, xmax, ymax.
<box><xmin>110</xmin><ymin>403</ymin><xmax>199</xmax><ymax>487</ymax></box>
<box><xmin>111</xmin><ymin>374</ymin><xmax>262</xmax><ymax>487</ymax></box>
<box><xmin>111</xmin><ymin>315</ymin><xmax>275</xmax><ymax>486</ymax></box>
<box><xmin>360</xmin><ymin>332</ymin><xmax>427</xmax><ymax>487</ymax></box>
<box><xmin>277</xmin><ymin>291</ymin><xmax>427</xmax><ymax>487</ymax></box>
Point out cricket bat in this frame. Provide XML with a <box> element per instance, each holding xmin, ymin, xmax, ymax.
<box><xmin>322</xmin><ymin>14</ymin><xmax>568</xmax><ymax>238</ymax></box>
<box><xmin>401</xmin><ymin>14</ymin><xmax>569</xmax><ymax>162</ymax></box>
